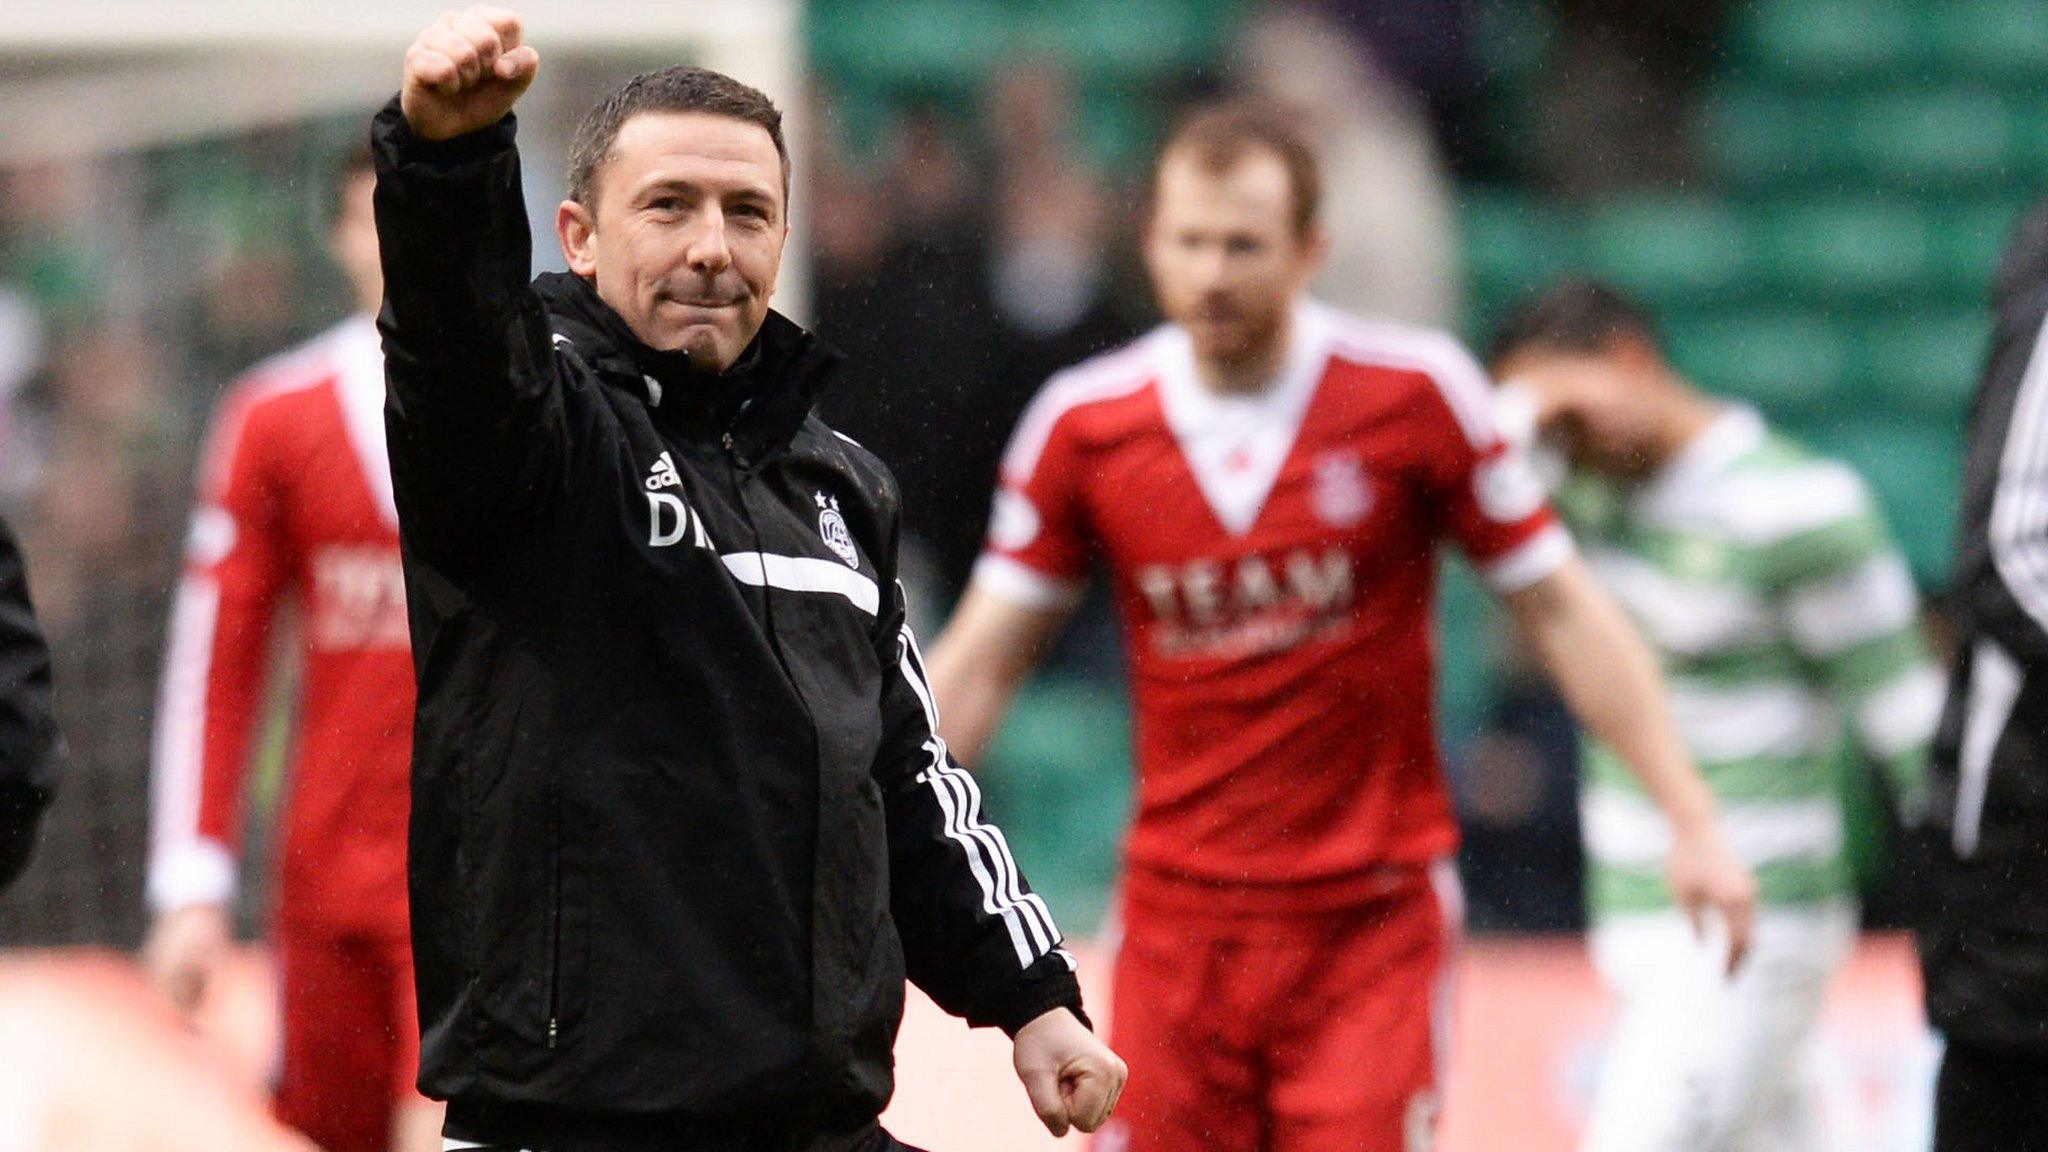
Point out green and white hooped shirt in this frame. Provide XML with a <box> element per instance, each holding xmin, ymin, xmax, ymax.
<box><xmin>1547</xmin><ymin>407</ymin><xmax>1942</xmax><ymax>916</ymax></box>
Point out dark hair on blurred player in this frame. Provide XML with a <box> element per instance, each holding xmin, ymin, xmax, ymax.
<box><xmin>1486</xmin><ymin>276</ymin><xmax>1663</xmax><ymax>361</ymax></box>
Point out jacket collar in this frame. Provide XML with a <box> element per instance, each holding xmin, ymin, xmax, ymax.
<box><xmin>533</xmin><ymin>271</ymin><xmax>842</xmax><ymax>460</ymax></box>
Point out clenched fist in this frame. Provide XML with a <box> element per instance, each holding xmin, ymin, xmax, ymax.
<box><xmin>400</xmin><ymin>6</ymin><xmax>540</xmax><ymax>141</ymax></box>
<box><xmin>1012</xmin><ymin>1008</ymin><xmax>1128</xmax><ymax>1137</ymax></box>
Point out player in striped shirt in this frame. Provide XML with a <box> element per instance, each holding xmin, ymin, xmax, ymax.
<box><xmin>1490</xmin><ymin>280</ymin><xmax>1941</xmax><ymax>1151</ymax></box>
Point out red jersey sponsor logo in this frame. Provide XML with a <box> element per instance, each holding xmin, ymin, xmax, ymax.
<box><xmin>1134</xmin><ymin>546</ymin><xmax>1355</xmax><ymax>659</ymax></box>
<box><xmin>309</xmin><ymin>545</ymin><xmax>409</xmax><ymax>651</ymax></box>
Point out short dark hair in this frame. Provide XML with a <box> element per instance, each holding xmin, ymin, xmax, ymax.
<box><xmin>1154</xmin><ymin>100</ymin><xmax>1322</xmax><ymax>235</ymax></box>
<box><xmin>567</xmin><ymin>65</ymin><xmax>788</xmax><ymax>206</ymax></box>
<box><xmin>1486</xmin><ymin>278</ymin><xmax>1663</xmax><ymax>368</ymax></box>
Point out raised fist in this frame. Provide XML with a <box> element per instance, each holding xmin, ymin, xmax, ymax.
<box><xmin>400</xmin><ymin>6</ymin><xmax>540</xmax><ymax>141</ymax></box>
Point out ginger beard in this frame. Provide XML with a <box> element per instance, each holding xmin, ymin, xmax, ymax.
<box><xmin>1143</xmin><ymin>147</ymin><xmax>1324</xmax><ymax>383</ymax></box>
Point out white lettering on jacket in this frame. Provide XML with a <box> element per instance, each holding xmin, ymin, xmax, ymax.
<box><xmin>646</xmin><ymin>491</ymin><xmax>713</xmax><ymax>551</ymax></box>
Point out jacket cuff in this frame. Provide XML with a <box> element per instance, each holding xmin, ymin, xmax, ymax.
<box><xmin>372</xmin><ymin>95</ymin><xmax>518</xmax><ymax>169</ymax></box>
<box><xmin>972</xmin><ymin>956</ymin><xmax>1090</xmax><ymax>1038</ymax></box>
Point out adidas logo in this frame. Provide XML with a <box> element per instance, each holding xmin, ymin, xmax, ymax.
<box><xmin>645</xmin><ymin>451</ymin><xmax>682</xmax><ymax>492</ymax></box>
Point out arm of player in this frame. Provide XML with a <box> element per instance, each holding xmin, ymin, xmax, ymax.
<box><xmin>144</xmin><ymin>397</ymin><xmax>292</xmax><ymax>1017</ymax></box>
<box><xmin>870</xmin><ymin>568</ymin><xmax>1123</xmax><ymax>1135</ymax></box>
<box><xmin>924</xmin><ymin>579</ymin><xmax>1075</xmax><ymax>768</ymax></box>
<box><xmin>1504</xmin><ymin>558</ymin><xmax>1760</xmax><ymax>971</ymax></box>
<box><xmin>372</xmin><ymin>7</ymin><xmax>566</xmax><ymax>567</ymax></box>
<box><xmin>1773</xmin><ymin>484</ymin><xmax>1943</xmax><ymax>824</ymax></box>
<box><xmin>0</xmin><ymin>515</ymin><xmax>61</xmax><ymax>894</ymax></box>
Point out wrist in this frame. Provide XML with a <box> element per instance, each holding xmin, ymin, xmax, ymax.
<box><xmin>1653</xmin><ymin>774</ymin><xmax>1720</xmax><ymax>840</ymax></box>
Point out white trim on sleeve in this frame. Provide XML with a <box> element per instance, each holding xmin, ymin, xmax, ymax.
<box><xmin>1478</xmin><ymin>522</ymin><xmax>1576</xmax><ymax>593</ymax></box>
<box><xmin>146</xmin><ymin>837</ymin><xmax>237</xmax><ymax>914</ymax></box>
<box><xmin>148</xmin><ymin>579</ymin><xmax>239</xmax><ymax>914</ymax></box>
<box><xmin>971</xmin><ymin>553</ymin><xmax>1086</xmax><ymax>612</ymax></box>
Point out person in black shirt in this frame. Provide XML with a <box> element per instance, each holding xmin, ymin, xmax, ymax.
<box><xmin>1919</xmin><ymin>200</ymin><xmax>2048</xmax><ymax>1150</ymax></box>
<box><xmin>375</xmin><ymin>8</ymin><xmax>1123</xmax><ymax>1150</ymax></box>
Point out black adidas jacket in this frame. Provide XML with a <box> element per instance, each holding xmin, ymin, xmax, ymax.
<box><xmin>1918</xmin><ymin>199</ymin><xmax>2048</xmax><ymax>1054</ymax></box>
<box><xmin>0</xmin><ymin>514</ymin><xmax>62</xmax><ymax>891</ymax></box>
<box><xmin>370</xmin><ymin>101</ymin><xmax>1081</xmax><ymax>1143</ymax></box>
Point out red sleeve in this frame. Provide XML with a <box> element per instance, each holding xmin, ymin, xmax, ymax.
<box><xmin>147</xmin><ymin>386</ymin><xmax>293</xmax><ymax>913</ymax></box>
<box><xmin>1413</xmin><ymin>340</ymin><xmax>1574</xmax><ymax>592</ymax></box>
<box><xmin>971</xmin><ymin>384</ymin><xmax>1094</xmax><ymax>611</ymax></box>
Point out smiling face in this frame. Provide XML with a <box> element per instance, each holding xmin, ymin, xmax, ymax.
<box><xmin>1143</xmin><ymin>147</ymin><xmax>1325</xmax><ymax>372</ymax></box>
<box><xmin>556</xmin><ymin>110</ymin><xmax>787</xmax><ymax>370</ymax></box>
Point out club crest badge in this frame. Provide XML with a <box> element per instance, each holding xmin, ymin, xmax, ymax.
<box><xmin>816</xmin><ymin>492</ymin><xmax>860</xmax><ymax>568</ymax></box>
<box><xmin>1311</xmin><ymin>451</ymin><xmax>1374</xmax><ymax>527</ymax></box>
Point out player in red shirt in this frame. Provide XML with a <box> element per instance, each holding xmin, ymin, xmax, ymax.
<box><xmin>925</xmin><ymin>104</ymin><xmax>1758</xmax><ymax>1152</ymax></box>
<box><xmin>142</xmin><ymin>147</ymin><xmax>440</xmax><ymax>1152</ymax></box>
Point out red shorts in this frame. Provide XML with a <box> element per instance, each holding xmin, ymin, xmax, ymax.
<box><xmin>272</xmin><ymin>928</ymin><xmax>424</xmax><ymax>1152</ymax></box>
<box><xmin>1099</xmin><ymin>862</ymin><xmax>1462</xmax><ymax>1152</ymax></box>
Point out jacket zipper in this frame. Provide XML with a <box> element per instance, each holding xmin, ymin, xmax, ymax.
<box><xmin>719</xmin><ymin>432</ymin><xmax>836</xmax><ymax>1067</ymax></box>
<box><xmin>546</xmin><ymin>772</ymin><xmax>562</xmax><ymax>1048</ymax></box>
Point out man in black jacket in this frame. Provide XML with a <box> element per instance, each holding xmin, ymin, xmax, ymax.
<box><xmin>1918</xmin><ymin>199</ymin><xmax>2048</xmax><ymax>1148</ymax></box>
<box><xmin>0</xmin><ymin>514</ymin><xmax>62</xmax><ymax>892</ymax></box>
<box><xmin>373</xmin><ymin>8</ymin><xmax>1123</xmax><ymax>1150</ymax></box>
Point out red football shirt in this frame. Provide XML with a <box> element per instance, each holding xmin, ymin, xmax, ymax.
<box><xmin>976</xmin><ymin>301</ymin><xmax>1570</xmax><ymax>913</ymax></box>
<box><xmin>149</xmin><ymin>316</ymin><xmax>415</xmax><ymax>938</ymax></box>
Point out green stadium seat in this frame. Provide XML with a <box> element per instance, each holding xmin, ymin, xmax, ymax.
<box><xmin>1021</xmin><ymin>0</ymin><xmax>1225</xmax><ymax>79</ymax></box>
<box><xmin>1435</xmin><ymin>558</ymin><xmax>1499</xmax><ymax>747</ymax></box>
<box><xmin>1075</xmin><ymin>88</ymin><xmax>1155</xmax><ymax>172</ymax></box>
<box><xmin>1756</xmin><ymin>200</ymin><xmax>1934</xmax><ymax>300</ymax></box>
<box><xmin>1664</xmin><ymin>313</ymin><xmax>1850</xmax><ymax>417</ymax></box>
<box><xmin>1734</xmin><ymin>0</ymin><xmax>1916</xmax><ymax>81</ymax></box>
<box><xmin>979</xmin><ymin>678</ymin><xmax>1133</xmax><ymax>933</ymax></box>
<box><xmin>1699</xmin><ymin>88</ymin><xmax>1833</xmax><ymax>189</ymax></box>
<box><xmin>1929</xmin><ymin>199</ymin><xmax>2031</xmax><ymax>302</ymax></box>
<box><xmin>1797</xmin><ymin>417</ymin><xmax>1963</xmax><ymax>586</ymax></box>
<box><xmin>1580</xmin><ymin>199</ymin><xmax>1757</xmax><ymax>307</ymax></box>
<box><xmin>807</xmin><ymin>0</ymin><xmax>1012</xmax><ymax>89</ymax></box>
<box><xmin>1840</xmin><ymin>91</ymin><xmax>2016</xmax><ymax>189</ymax></box>
<box><xmin>1850</xmin><ymin>310</ymin><xmax>1991</xmax><ymax>414</ymax></box>
<box><xmin>2000</xmin><ymin>103</ymin><xmax>2048</xmax><ymax>186</ymax></box>
<box><xmin>1458</xmin><ymin>190</ymin><xmax>1579</xmax><ymax>320</ymax></box>
<box><xmin>1920</xmin><ymin>0</ymin><xmax>2048</xmax><ymax>80</ymax></box>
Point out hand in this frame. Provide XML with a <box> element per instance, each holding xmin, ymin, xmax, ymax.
<box><xmin>1012</xmin><ymin>1008</ymin><xmax>1127</xmax><ymax>1137</ymax></box>
<box><xmin>1666</xmin><ymin>822</ymin><xmax>1758</xmax><ymax>975</ymax></box>
<box><xmin>400</xmin><ymin>6</ymin><xmax>540</xmax><ymax>142</ymax></box>
<box><xmin>143</xmin><ymin>902</ymin><xmax>231</xmax><ymax>1021</ymax></box>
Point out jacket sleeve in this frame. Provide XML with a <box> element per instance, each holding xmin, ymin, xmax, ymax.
<box><xmin>0</xmin><ymin>514</ymin><xmax>62</xmax><ymax>891</ymax></box>
<box><xmin>369</xmin><ymin>98</ymin><xmax>568</xmax><ymax>568</ymax></box>
<box><xmin>870</xmin><ymin>568</ymin><xmax>1086</xmax><ymax>1035</ymax></box>
<box><xmin>146</xmin><ymin>390</ymin><xmax>291</xmax><ymax>913</ymax></box>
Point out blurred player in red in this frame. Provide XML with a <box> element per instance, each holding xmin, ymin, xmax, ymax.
<box><xmin>925</xmin><ymin>103</ymin><xmax>1758</xmax><ymax>1152</ymax></box>
<box><xmin>143</xmin><ymin>146</ymin><xmax>440</xmax><ymax>1152</ymax></box>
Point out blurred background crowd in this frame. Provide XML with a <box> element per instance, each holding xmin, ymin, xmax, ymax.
<box><xmin>0</xmin><ymin>0</ymin><xmax>2015</xmax><ymax>946</ymax></box>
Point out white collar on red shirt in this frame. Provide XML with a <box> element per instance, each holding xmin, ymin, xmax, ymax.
<box><xmin>327</xmin><ymin>313</ymin><xmax>400</xmax><ymax>530</ymax></box>
<box><xmin>1156</xmin><ymin>299</ymin><xmax>1334</xmax><ymax>535</ymax></box>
